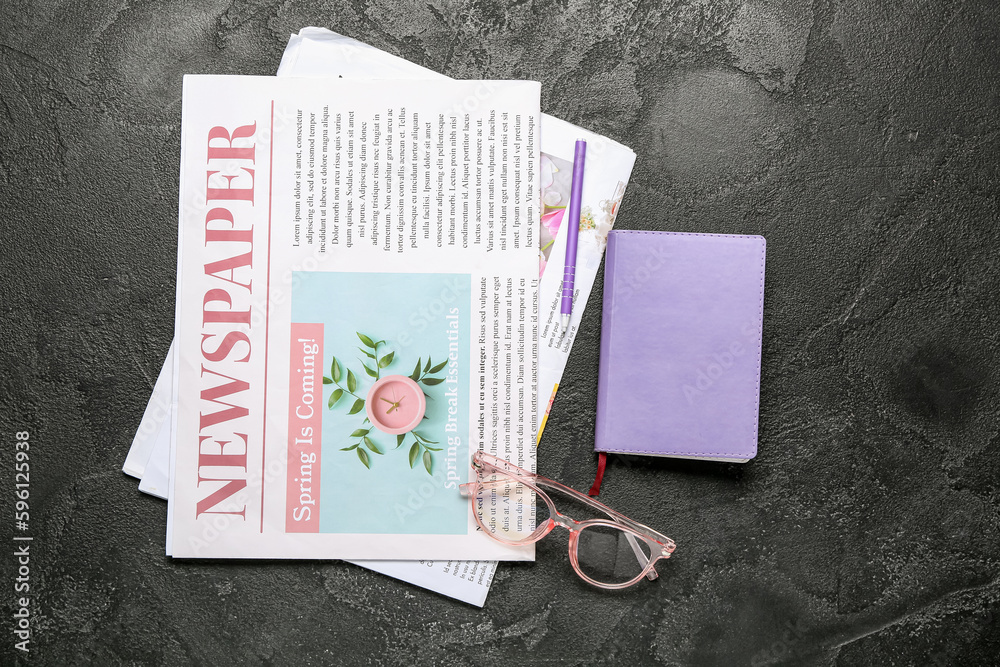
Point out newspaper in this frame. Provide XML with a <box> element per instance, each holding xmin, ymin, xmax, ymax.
<box><xmin>168</xmin><ymin>75</ymin><xmax>539</xmax><ymax>560</ymax></box>
<box><xmin>124</xmin><ymin>29</ymin><xmax>636</xmax><ymax>604</ymax></box>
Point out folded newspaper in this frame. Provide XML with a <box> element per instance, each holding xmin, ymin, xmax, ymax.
<box><xmin>124</xmin><ymin>28</ymin><xmax>636</xmax><ymax>606</ymax></box>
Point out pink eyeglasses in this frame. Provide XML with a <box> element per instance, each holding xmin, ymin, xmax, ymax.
<box><xmin>460</xmin><ymin>451</ymin><xmax>676</xmax><ymax>589</ymax></box>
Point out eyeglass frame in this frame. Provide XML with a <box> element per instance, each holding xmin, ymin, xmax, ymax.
<box><xmin>460</xmin><ymin>451</ymin><xmax>676</xmax><ymax>589</ymax></box>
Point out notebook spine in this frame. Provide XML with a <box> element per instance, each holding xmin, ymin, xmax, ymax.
<box><xmin>593</xmin><ymin>233</ymin><xmax>618</xmax><ymax>453</ymax></box>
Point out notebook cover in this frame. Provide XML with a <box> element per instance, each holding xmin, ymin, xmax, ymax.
<box><xmin>594</xmin><ymin>231</ymin><xmax>765</xmax><ymax>461</ymax></box>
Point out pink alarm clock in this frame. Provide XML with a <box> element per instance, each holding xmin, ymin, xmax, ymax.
<box><xmin>364</xmin><ymin>375</ymin><xmax>427</xmax><ymax>434</ymax></box>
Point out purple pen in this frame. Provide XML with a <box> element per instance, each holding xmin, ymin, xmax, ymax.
<box><xmin>561</xmin><ymin>139</ymin><xmax>587</xmax><ymax>331</ymax></box>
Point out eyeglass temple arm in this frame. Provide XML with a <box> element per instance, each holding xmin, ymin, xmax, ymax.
<box><xmin>622</xmin><ymin>529</ymin><xmax>658</xmax><ymax>581</ymax></box>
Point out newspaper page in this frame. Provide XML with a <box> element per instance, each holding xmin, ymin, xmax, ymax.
<box><xmin>170</xmin><ymin>75</ymin><xmax>538</xmax><ymax>560</ymax></box>
<box><xmin>278</xmin><ymin>28</ymin><xmax>636</xmax><ymax>442</ymax></box>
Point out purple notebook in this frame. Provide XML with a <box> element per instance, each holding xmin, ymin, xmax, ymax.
<box><xmin>595</xmin><ymin>231</ymin><xmax>766</xmax><ymax>463</ymax></box>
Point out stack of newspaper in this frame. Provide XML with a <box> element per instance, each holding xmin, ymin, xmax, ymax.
<box><xmin>123</xmin><ymin>28</ymin><xmax>635</xmax><ymax>607</ymax></box>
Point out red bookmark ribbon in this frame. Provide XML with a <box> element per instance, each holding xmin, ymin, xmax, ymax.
<box><xmin>588</xmin><ymin>451</ymin><xmax>607</xmax><ymax>496</ymax></box>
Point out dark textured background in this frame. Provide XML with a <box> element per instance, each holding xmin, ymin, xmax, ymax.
<box><xmin>2</xmin><ymin>1</ymin><xmax>999</xmax><ymax>665</ymax></box>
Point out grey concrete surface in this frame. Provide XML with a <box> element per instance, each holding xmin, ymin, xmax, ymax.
<box><xmin>2</xmin><ymin>0</ymin><xmax>999</xmax><ymax>665</ymax></box>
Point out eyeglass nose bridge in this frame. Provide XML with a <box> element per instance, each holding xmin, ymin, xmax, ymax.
<box><xmin>550</xmin><ymin>511</ymin><xmax>582</xmax><ymax>531</ymax></box>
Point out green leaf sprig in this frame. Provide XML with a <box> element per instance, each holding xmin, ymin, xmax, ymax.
<box><xmin>323</xmin><ymin>356</ymin><xmax>366</xmax><ymax>415</ymax></box>
<box><xmin>409</xmin><ymin>356</ymin><xmax>448</xmax><ymax>388</ymax></box>
<box><xmin>325</xmin><ymin>336</ymin><xmax>443</xmax><ymax>472</ymax></box>
<box><xmin>356</xmin><ymin>332</ymin><xmax>393</xmax><ymax>380</ymax></box>
<box><xmin>339</xmin><ymin>427</ymin><xmax>384</xmax><ymax>469</ymax></box>
<box><xmin>399</xmin><ymin>430</ymin><xmax>442</xmax><ymax>475</ymax></box>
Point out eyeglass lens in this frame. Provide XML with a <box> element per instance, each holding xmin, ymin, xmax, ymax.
<box><xmin>472</xmin><ymin>472</ymin><xmax>548</xmax><ymax>542</ymax></box>
<box><xmin>576</xmin><ymin>524</ymin><xmax>653</xmax><ymax>585</ymax></box>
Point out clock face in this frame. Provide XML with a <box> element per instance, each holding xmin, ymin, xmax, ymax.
<box><xmin>365</xmin><ymin>375</ymin><xmax>427</xmax><ymax>434</ymax></box>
